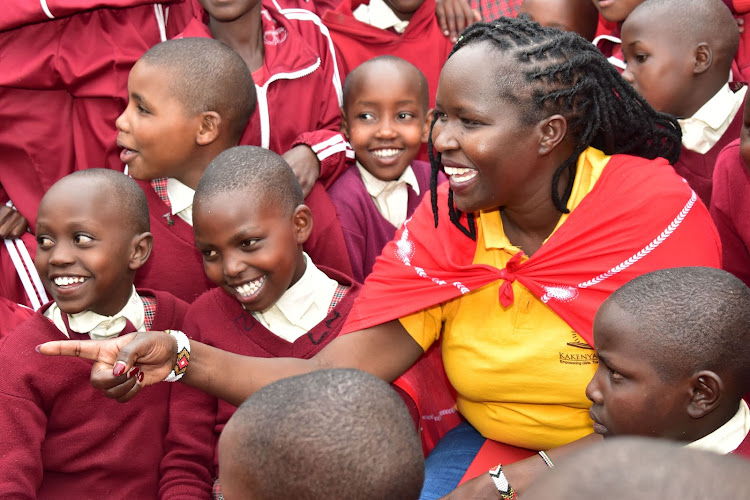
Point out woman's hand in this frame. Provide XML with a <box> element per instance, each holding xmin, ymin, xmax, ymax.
<box><xmin>435</xmin><ymin>0</ymin><xmax>481</xmax><ymax>43</ymax></box>
<box><xmin>0</xmin><ymin>205</ymin><xmax>28</xmax><ymax>239</ymax></box>
<box><xmin>439</xmin><ymin>474</ymin><xmax>501</xmax><ymax>499</ymax></box>
<box><xmin>38</xmin><ymin>331</ymin><xmax>177</xmax><ymax>402</ymax></box>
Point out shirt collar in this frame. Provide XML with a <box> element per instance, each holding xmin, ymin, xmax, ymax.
<box><xmin>678</xmin><ymin>84</ymin><xmax>747</xmax><ymax>154</ymax></box>
<box><xmin>686</xmin><ymin>399</ymin><xmax>750</xmax><ymax>454</ymax></box>
<box><xmin>255</xmin><ymin>253</ymin><xmax>335</xmax><ymax>327</ymax></box>
<box><xmin>44</xmin><ymin>286</ymin><xmax>145</xmax><ymax>340</ymax></box>
<box><xmin>352</xmin><ymin>0</ymin><xmax>410</xmax><ymax>33</ymax></box>
<box><xmin>356</xmin><ymin>163</ymin><xmax>420</xmax><ymax>197</ymax></box>
<box><xmin>166</xmin><ymin>177</ymin><xmax>196</xmax><ymax>216</ymax></box>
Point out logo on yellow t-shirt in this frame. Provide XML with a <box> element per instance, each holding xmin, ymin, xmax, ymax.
<box><xmin>559</xmin><ymin>331</ymin><xmax>598</xmax><ymax>365</ymax></box>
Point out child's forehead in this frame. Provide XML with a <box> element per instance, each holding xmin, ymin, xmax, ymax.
<box><xmin>347</xmin><ymin>61</ymin><xmax>427</xmax><ymax>104</ymax></box>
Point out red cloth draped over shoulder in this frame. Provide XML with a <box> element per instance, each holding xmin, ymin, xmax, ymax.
<box><xmin>343</xmin><ymin>153</ymin><xmax>721</xmax><ymax>344</ymax></box>
<box><xmin>342</xmin><ymin>152</ymin><xmax>722</xmax><ymax>454</ymax></box>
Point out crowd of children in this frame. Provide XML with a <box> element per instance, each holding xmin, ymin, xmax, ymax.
<box><xmin>2</xmin><ymin>0</ymin><xmax>750</xmax><ymax>498</ymax></box>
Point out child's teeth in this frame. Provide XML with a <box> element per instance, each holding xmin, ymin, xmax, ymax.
<box><xmin>444</xmin><ymin>166</ymin><xmax>478</xmax><ymax>182</ymax></box>
<box><xmin>235</xmin><ymin>276</ymin><xmax>266</xmax><ymax>297</ymax></box>
<box><xmin>54</xmin><ymin>276</ymin><xmax>85</xmax><ymax>286</ymax></box>
<box><xmin>372</xmin><ymin>149</ymin><xmax>400</xmax><ymax>158</ymax></box>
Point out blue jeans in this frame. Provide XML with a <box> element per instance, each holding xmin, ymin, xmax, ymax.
<box><xmin>419</xmin><ymin>421</ymin><xmax>486</xmax><ymax>500</ymax></box>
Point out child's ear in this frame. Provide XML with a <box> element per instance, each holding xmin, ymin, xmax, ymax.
<box><xmin>686</xmin><ymin>370</ymin><xmax>723</xmax><ymax>419</ymax></box>
<box><xmin>421</xmin><ymin>109</ymin><xmax>435</xmax><ymax>143</ymax></box>
<box><xmin>538</xmin><ymin>114</ymin><xmax>568</xmax><ymax>156</ymax></box>
<box><xmin>340</xmin><ymin>108</ymin><xmax>350</xmax><ymax>138</ymax></box>
<box><xmin>292</xmin><ymin>204</ymin><xmax>313</xmax><ymax>245</ymax></box>
<box><xmin>196</xmin><ymin>111</ymin><xmax>222</xmax><ymax>146</ymax></box>
<box><xmin>693</xmin><ymin>42</ymin><xmax>713</xmax><ymax>75</ymax></box>
<box><xmin>128</xmin><ymin>232</ymin><xmax>153</xmax><ymax>271</ymax></box>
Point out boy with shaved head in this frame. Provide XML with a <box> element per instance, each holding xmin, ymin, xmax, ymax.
<box><xmin>159</xmin><ymin>147</ymin><xmax>361</xmax><ymax>499</ymax></box>
<box><xmin>0</xmin><ymin>169</ymin><xmax>188</xmax><ymax>498</ymax></box>
<box><xmin>621</xmin><ymin>0</ymin><xmax>744</xmax><ymax>206</ymax></box>
<box><xmin>586</xmin><ymin>267</ymin><xmax>750</xmax><ymax>456</ymax></box>
<box><xmin>218</xmin><ymin>369</ymin><xmax>425</xmax><ymax>500</ymax></box>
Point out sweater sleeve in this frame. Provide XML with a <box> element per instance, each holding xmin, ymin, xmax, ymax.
<box><xmin>159</xmin><ymin>310</ymin><xmax>220</xmax><ymax>500</ymax></box>
<box><xmin>0</xmin><ymin>341</ymin><xmax>46</xmax><ymax>500</ymax></box>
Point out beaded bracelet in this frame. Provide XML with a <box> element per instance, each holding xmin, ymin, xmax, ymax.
<box><xmin>163</xmin><ymin>330</ymin><xmax>190</xmax><ymax>382</ymax></box>
<box><xmin>538</xmin><ymin>450</ymin><xmax>555</xmax><ymax>468</ymax></box>
<box><xmin>488</xmin><ymin>464</ymin><xmax>518</xmax><ymax>500</ymax></box>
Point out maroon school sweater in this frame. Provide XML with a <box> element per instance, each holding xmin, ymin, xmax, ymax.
<box><xmin>0</xmin><ymin>290</ymin><xmax>188</xmax><ymax>500</ymax></box>
<box><xmin>674</xmin><ymin>101</ymin><xmax>743</xmax><ymax>207</ymax></box>
<box><xmin>159</xmin><ymin>267</ymin><xmax>360</xmax><ymax>499</ymax></box>
<box><xmin>134</xmin><ymin>180</ymin><xmax>217</xmax><ymax>303</ymax></box>
<box><xmin>710</xmin><ymin>139</ymin><xmax>750</xmax><ymax>287</ymax></box>
<box><xmin>328</xmin><ymin>160</ymin><xmax>442</xmax><ymax>283</ymax></box>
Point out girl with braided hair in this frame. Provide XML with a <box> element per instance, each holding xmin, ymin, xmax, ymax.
<box><xmin>40</xmin><ymin>17</ymin><xmax>720</xmax><ymax>500</ymax></box>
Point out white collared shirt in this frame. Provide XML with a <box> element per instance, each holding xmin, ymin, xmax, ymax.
<box><xmin>357</xmin><ymin>163</ymin><xmax>420</xmax><ymax>228</ymax></box>
<box><xmin>679</xmin><ymin>84</ymin><xmax>747</xmax><ymax>154</ymax></box>
<box><xmin>44</xmin><ymin>286</ymin><xmax>146</xmax><ymax>340</ymax></box>
<box><xmin>353</xmin><ymin>0</ymin><xmax>410</xmax><ymax>33</ymax></box>
<box><xmin>166</xmin><ymin>177</ymin><xmax>196</xmax><ymax>226</ymax></box>
<box><xmin>686</xmin><ymin>399</ymin><xmax>750</xmax><ymax>454</ymax></box>
<box><xmin>252</xmin><ymin>253</ymin><xmax>338</xmax><ymax>343</ymax></box>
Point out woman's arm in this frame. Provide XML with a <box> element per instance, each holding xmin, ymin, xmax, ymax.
<box><xmin>38</xmin><ymin>319</ymin><xmax>425</xmax><ymax>406</ymax></box>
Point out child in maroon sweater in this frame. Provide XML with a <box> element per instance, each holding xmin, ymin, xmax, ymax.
<box><xmin>159</xmin><ymin>146</ymin><xmax>361</xmax><ymax>499</ymax></box>
<box><xmin>329</xmin><ymin>57</ymin><xmax>443</xmax><ymax>283</ymax></box>
<box><xmin>711</xmin><ymin>93</ymin><xmax>750</xmax><ymax>287</ymax></box>
<box><xmin>586</xmin><ymin>267</ymin><xmax>750</xmax><ymax>456</ymax></box>
<box><xmin>0</xmin><ymin>169</ymin><xmax>188</xmax><ymax>499</ymax></box>
<box><xmin>620</xmin><ymin>0</ymin><xmax>744</xmax><ymax>207</ymax></box>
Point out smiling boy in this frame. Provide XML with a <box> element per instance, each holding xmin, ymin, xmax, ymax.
<box><xmin>0</xmin><ymin>169</ymin><xmax>188</xmax><ymax>498</ymax></box>
<box><xmin>586</xmin><ymin>267</ymin><xmax>750</xmax><ymax>457</ymax></box>
<box><xmin>620</xmin><ymin>0</ymin><xmax>743</xmax><ymax>206</ymax></box>
<box><xmin>159</xmin><ymin>146</ymin><xmax>361</xmax><ymax>499</ymax></box>
<box><xmin>329</xmin><ymin>56</ymin><xmax>443</xmax><ymax>282</ymax></box>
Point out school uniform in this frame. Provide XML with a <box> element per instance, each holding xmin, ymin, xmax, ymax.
<box><xmin>0</xmin><ymin>288</ymin><xmax>188</xmax><ymax>500</ymax></box>
<box><xmin>159</xmin><ymin>260</ymin><xmax>360</xmax><ymax>499</ymax></box>
<box><xmin>710</xmin><ymin>138</ymin><xmax>750</xmax><ymax>287</ymax></box>
<box><xmin>675</xmin><ymin>84</ymin><xmax>747</xmax><ymax>207</ymax></box>
<box><xmin>329</xmin><ymin>160</ymin><xmax>441</xmax><ymax>283</ymax></box>
<box><xmin>687</xmin><ymin>399</ymin><xmax>750</xmax><ymax>457</ymax></box>
<box><xmin>322</xmin><ymin>0</ymin><xmax>452</xmax><ymax>104</ymax></box>
<box><xmin>134</xmin><ymin>179</ymin><xmax>217</xmax><ymax>304</ymax></box>
<box><xmin>724</xmin><ymin>0</ymin><xmax>750</xmax><ymax>82</ymax></box>
<box><xmin>592</xmin><ymin>24</ymin><xmax>625</xmax><ymax>72</ymax></box>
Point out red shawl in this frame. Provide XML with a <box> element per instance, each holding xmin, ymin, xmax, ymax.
<box><xmin>343</xmin><ymin>153</ymin><xmax>721</xmax><ymax>346</ymax></box>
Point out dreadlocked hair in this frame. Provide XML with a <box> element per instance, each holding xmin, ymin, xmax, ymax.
<box><xmin>428</xmin><ymin>16</ymin><xmax>682</xmax><ymax>240</ymax></box>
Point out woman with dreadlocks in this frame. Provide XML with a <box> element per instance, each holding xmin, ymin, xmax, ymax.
<box><xmin>39</xmin><ymin>17</ymin><xmax>721</xmax><ymax>499</ymax></box>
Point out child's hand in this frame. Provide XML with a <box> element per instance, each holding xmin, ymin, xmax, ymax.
<box><xmin>282</xmin><ymin>145</ymin><xmax>320</xmax><ymax>197</ymax></box>
<box><xmin>438</xmin><ymin>473</ymin><xmax>501</xmax><ymax>499</ymax></box>
<box><xmin>435</xmin><ymin>0</ymin><xmax>481</xmax><ymax>43</ymax></box>
<box><xmin>38</xmin><ymin>331</ymin><xmax>177</xmax><ymax>402</ymax></box>
<box><xmin>0</xmin><ymin>205</ymin><xmax>29</xmax><ymax>239</ymax></box>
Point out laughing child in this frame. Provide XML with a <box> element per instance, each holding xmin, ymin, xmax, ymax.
<box><xmin>0</xmin><ymin>169</ymin><xmax>188</xmax><ymax>498</ymax></box>
<box><xmin>329</xmin><ymin>56</ymin><xmax>444</xmax><ymax>282</ymax></box>
<box><xmin>158</xmin><ymin>146</ymin><xmax>361</xmax><ymax>499</ymax></box>
<box><xmin>620</xmin><ymin>0</ymin><xmax>743</xmax><ymax>206</ymax></box>
<box><xmin>586</xmin><ymin>267</ymin><xmax>750</xmax><ymax>457</ymax></box>
<box><xmin>118</xmin><ymin>37</ymin><xmax>257</xmax><ymax>303</ymax></box>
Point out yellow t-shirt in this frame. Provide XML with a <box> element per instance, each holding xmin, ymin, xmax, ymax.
<box><xmin>400</xmin><ymin>148</ymin><xmax>610</xmax><ymax>450</ymax></box>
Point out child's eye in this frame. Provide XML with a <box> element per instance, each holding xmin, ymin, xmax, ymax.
<box><xmin>240</xmin><ymin>239</ymin><xmax>259</xmax><ymax>249</ymax></box>
<box><xmin>609</xmin><ymin>369</ymin><xmax>624</xmax><ymax>382</ymax></box>
<box><xmin>73</xmin><ymin>234</ymin><xmax>93</xmax><ymax>245</ymax></box>
<box><xmin>397</xmin><ymin>112</ymin><xmax>414</xmax><ymax>120</ymax></box>
<box><xmin>634</xmin><ymin>53</ymin><xmax>648</xmax><ymax>64</ymax></box>
<box><xmin>37</xmin><ymin>236</ymin><xmax>54</xmax><ymax>249</ymax></box>
<box><xmin>202</xmin><ymin>249</ymin><xmax>218</xmax><ymax>259</ymax></box>
<box><xmin>357</xmin><ymin>113</ymin><xmax>375</xmax><ymax>121</ymax></box>
<box><xmin>137</xmin><ymin>104</ymin><xmax>150</xmax><ymax>114</ymax></box>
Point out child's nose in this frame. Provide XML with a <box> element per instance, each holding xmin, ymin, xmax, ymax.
<box><xmin>585</xmin><ymin>372</ymin><xmax>603</xmax><ymax>404</ymax></box>
<box><xmin>621</xmin><ymin>67</ymin><xmax>635</xmax><ymax>85</ymax></box>
<box><xmin>115</xmin><ymin>107</ymin><xmax>129</xmax><ymax>133</ymax></box>
<box><xmin>223</xmin><ymin>255</ymin><xmax>247</xmax><ymax>278</ymax></box>
<box><xmin>375</xmin><ymin>117</ymin><xmax>398</xmax><ymax>138</ymax></box>
<box><xmin>48</xmin><ymin>243</ymin><xmax>75</xmax><ymax>266</ymax></box>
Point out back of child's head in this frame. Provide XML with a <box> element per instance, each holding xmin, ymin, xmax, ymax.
<box><xmin>217</xmin><ymin>368</ymin><xmax>425</xmax><ymax>500</ymax></box>
<box><xmin>35</xmin><ymin>169</ymin><xmax>151</xmax><ymax>315</ymax></box>
<box><xmin>524</xmin><ymin>437</ymin><xmax>750</xmax><ymax>500</ymax></box>
<box><xmin>603</xmin><ymin>267</ymin><xmax>750</xmax><ymax>391</ymax></box>
<box><xmin>341</xmin><ymin>56</ymin><xmax>430</xmax><ymax>182</ymax></box>
<box><xmin>430</xmin><ymin>17</ymin><xmax>680</xmax><ymax>236</ymax></box>
<box><xmin>517</xmin><ymin>0</ymin><xmax>599</xmax><ymax>41</ymax></box>
<box><xmin>621</xmin><ymin>0</ymin><xmax>739</xmax><ymax>117</ymax></box>
<box><xmin>138</xmin><ymin>37</ymin><xmax>256</xmax><ymax>143</ymax></box>
<box><xmin>194</xmin><ymin>145</ymin><xmax>303</xmax><ymax>216</ymax></box>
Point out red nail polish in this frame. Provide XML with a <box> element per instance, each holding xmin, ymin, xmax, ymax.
<box><xmin>127</xmin><ymin>366</ymin><xmax>140</xmax><ymax>379</ymax></box>
<box><xmin>137</xmin><ymin>371</ymin><xmax>144</xmax><ymax>383</ymax></box>
<box><xmin>113</xmin><ymin>362</ymin><xmax>127</xmax><ymax>377</ymax></box>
